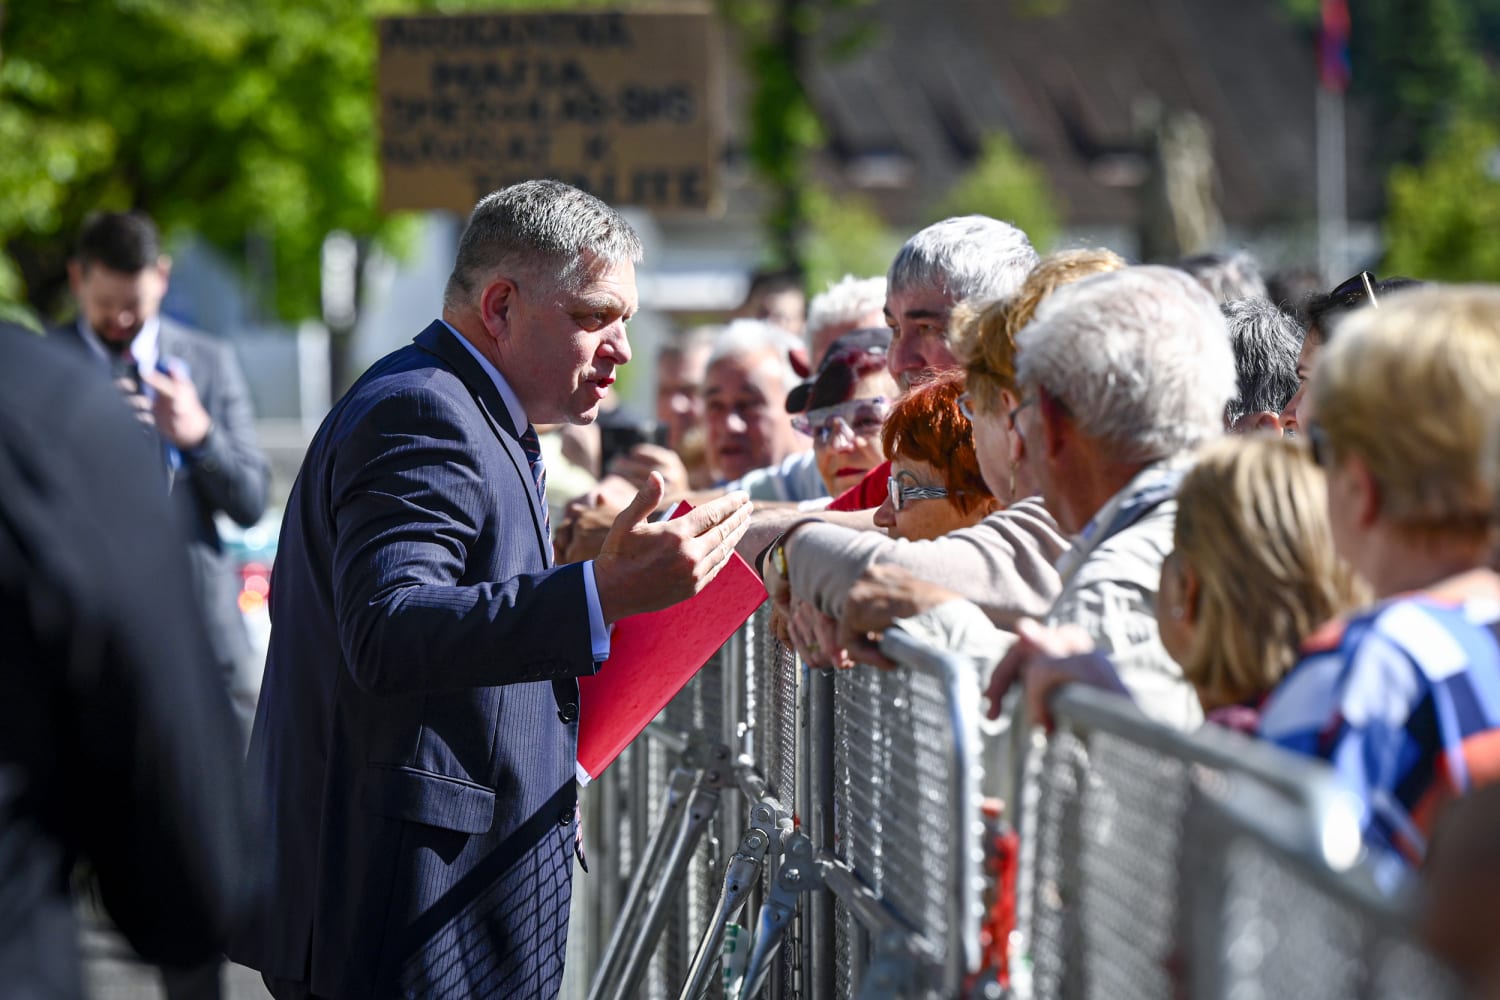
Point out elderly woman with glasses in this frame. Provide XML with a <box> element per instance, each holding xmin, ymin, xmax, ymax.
<box><xmin>872</xmin><ymin>371</ymin><xmax>999</xmax><ymax>541</ymax></box>
<box><xmin>789</xmin><ymin>342</ymin><xmax>899</xmax><ymax>499</ymax></box>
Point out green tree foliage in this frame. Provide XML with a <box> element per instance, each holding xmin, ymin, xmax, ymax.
<box><xmin>1355</xmin><ymin>0</ymin><xmax>1487</xmax><ymax>169</ymax></box>
<box><xmin>1383</xmin><ymin>116</ymin><xmax>1500</xmax><ymax>282</ymax></box>
<box><xmin>0</xmin><ymin>0</ymin><xmax>620</xmax><ymax>321</ymax></box>
<box><xmin>936</xmin><ymin>133</ymin><xmax>1061</xmax><ymax>252</ymax></box>
<box><xmin>718</xmin><ymin>0</ymin><xmax>873</xmax><ymax>276</ymax></box>
<box><xmin>1275</xmin><ymin>0</ymin><xmax>1490</xmax><ymax>169</ymax></box>
<box><xmin>800</xmin><ymin>185</ymin><xmax>900</xmax><ymax>293</ymax></box>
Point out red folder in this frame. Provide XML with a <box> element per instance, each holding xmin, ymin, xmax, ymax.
<box><xmin>575</xmin><ymin>502</ymin><xmax>767</xmax><ymax>785</ymax></box>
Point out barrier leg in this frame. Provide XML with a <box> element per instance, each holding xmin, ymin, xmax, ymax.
<box><xmin>588</xmin><ymin>765</ymin><xmax>698</xmax><ymax>1000</ymax></box>
<box><xmin>677</xmin><ymin>788</ymin><xmax>791</xmax><ymax>1000</ymax></box>
<box><xmin>595</xmin><ymin>773</ymin><xmax>725</xmax><ymax>1000</ymax></box>
<box><xmin>676</xmin><ymin>832</ymin><xmax>769</xmax><ymax>1000</ymax></box>
<box><xmin>738</xmin><ymin>834</ymin><xmax>820</xmax><ymax>1000</ymax></box>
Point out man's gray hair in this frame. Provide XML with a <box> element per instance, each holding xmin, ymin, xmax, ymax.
<box><xmin>708</xmin><ymin>319</ymin><xmax>802</xmax><ymax>392</ymax></box>
<box><xmin>1016</xmin><ymin>266</ymin><xmax>1237</xmax><ymax>463</ymax></box>
<box><xmin>1177</xmin><ymin>250</ymin><xmax>1267</xmax><ymax>305</ymax></box>
<box><xmin>804</xmin><ymin>275</ymin><xmax>886</xmax><ymax>348</ymax></box>
<box><xmin>443</xmin><ymin>180</ymin><xmax>644</xmax><ymax>310</ymax></box>
<box><xmin>887</xmin><ymin>215</ymin><xmax>1039</xmax><ymax>304</ymax></box>
<box><xmin>1222</xmin><ymin>297</ymin><xmax>1303</xmax><ymax>426</ymax></box>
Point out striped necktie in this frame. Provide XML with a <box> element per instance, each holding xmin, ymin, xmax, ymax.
<box><xmin>518</xmin><ymin>424</ymin><xmax>551</xmax><ymax>539</ymax></box>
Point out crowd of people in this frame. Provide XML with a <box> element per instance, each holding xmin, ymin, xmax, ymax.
<box><xmin>9</xmin><ymin>180</ymin><xmax>1500</xmax><ymax>999</ymax></box>
<box><xmin>547</xmin><ymin>211</ymin><xmax>1500</xmax><ymax>993</ymax></box>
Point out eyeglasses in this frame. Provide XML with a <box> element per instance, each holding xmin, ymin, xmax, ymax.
<box><xmin>1306</xmin><ymin>421</ymin><xmax>1332</xmax><ymax>467</ymax></box>
<box><xmin>1329</xmin><ymin>270</ymin><xmax>1380</xmax><ymax>310</ymax></box>
<box><xmin>886</xmin><ymin>471</ymin><xmax>951</xmax><ymax>511</ymax></box>
<box><xmin>792</xmin><ymin>397</ymin><xmax>891</xmax><ymax>446</ymax></box>
<box><xmin>1007</xmin><ymin>395</ymin><xmax>1036</xmax><ymax>429</ymax></box>
<box><xmin>957</xmin><ymin>392</ymin><xmax>975</xmax><ymax>422</ymax></box>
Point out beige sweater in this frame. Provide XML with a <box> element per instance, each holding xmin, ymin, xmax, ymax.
<box><xmin>785</xmin><ymin>496</ymin><xmax>1069</xmax><ymax>630</ymax></box>
<box><xmin>892</xmin><ymin>462</ymin><xmax>1204</xmax><ymax>732</ymax></box>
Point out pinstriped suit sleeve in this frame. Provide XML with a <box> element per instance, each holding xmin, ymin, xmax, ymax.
<box><xmin>329</xmin><ymin>384</ymin><xmax>596</xmax><ymax>696</ymax></box>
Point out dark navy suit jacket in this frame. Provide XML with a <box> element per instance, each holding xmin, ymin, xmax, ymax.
<box><xmin>230</xmin><ymin>322</ymin><xmax>598</xmax><ymax>998</ymax></box>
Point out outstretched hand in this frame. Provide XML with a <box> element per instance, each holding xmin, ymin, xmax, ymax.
<box><xmin>983</xmin><ymin>619</ymin><xmax>1124</xmax><ymax>728</ymax></box>
<box><xmin>837</xmin><ymin>563</ymin><xmax>963</xmax><ymax>669</ymax></box>
<box><xmin>592</xmin><ymin>473</ymin><xmax>753</xmax><ymax>623</ymax></box>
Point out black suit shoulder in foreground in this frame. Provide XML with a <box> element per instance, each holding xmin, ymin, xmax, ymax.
<box><xmin>0</xmin><ymin>324</ymin><xmax>253</xmax><ymax>999</ymax></box>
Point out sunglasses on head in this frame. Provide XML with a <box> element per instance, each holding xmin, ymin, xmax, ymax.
<box><xmin>1328</xmin><ymin>271</ymin><xmax>1380</xmax><ymax>310</ymax></box>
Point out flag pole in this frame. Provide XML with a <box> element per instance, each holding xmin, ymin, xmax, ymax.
<box><xmin>1316</xmin><ymin>86</ymin><xmax>1346</xmax><ymax>283</ymax></box>
<box><xmin>1315</xmin><ymin>0</ymin><xmax>1351</xmax><ymax>283</ymax></box>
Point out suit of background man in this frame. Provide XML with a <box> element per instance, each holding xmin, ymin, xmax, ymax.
<box><xmin>230</xmin><ymin>180</ymin><xmax>751</xmax><ymax>999</ymax></box>
<box><xmin>0</xmin><ymin>322</ymin><xmax>252</xmax><ymax>1000</ymax></box>
<box><xmin>49</xmin><ymin>211</ymin><xmax>270</xmax><ymax>729</ymax></box>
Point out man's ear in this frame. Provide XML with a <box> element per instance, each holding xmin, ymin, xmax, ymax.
<box><xmin>152</xmin><ymin>255</ymin><xmax>173</xmax><ymax>297</ymax></box>
<box><xmin>66</xmin><ymin>260</ymin><xmax>83</xmax><ymax>297</ymax></box>
<box><xmin>1232</xmin><ymin>410</ymin><xmax>1285</xmax><ymax>435</ymax></box>
<box><xmin>478</xmin><ymin>276</ymin><xmax>520</xmax><ymax>342</ymax></box>
<box><xmin>1037</xmin><ymin>386</ymin><xmax>1069</xmax><ymax>460</ymax></box>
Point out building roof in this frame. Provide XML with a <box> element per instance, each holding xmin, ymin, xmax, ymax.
<box><xmin>800</xmin><ymin>0</ymin><xmax>1382</xmax><ymax>228</ymax></box>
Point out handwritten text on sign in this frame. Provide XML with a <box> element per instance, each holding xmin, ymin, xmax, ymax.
<box><xmin>378</xmin><ymin>11</ymin><xmax>724</xmax><ymax>215</ymax></box>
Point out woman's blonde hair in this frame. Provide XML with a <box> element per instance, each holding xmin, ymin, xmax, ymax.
<box><xmin>1174</xmin><ymin>437</ymin><xmax>1366</xmax><ymax>708</ymax></box>
<box><xmin>952</xmin><ymin>248</ymin><xmax>1127</xmax><ymax>413</ymax></box>
<box><xmin>1314</xmin><ymin>286</ymin><xmax>1500</xmax><ymax>540</ymax></box>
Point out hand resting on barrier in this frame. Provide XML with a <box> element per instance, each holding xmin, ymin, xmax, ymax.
<box><xmin>983</xmin><ymin>618</ymin><xmax>1130</xmax><ymax>727</ymax></box>
<box><xmin>788</xmin><ymin>595</ymin><xmax>854</xmax><ymax>670</ymax></box>
<box><xmin>836</xmin><ymin>563</ymin><xmax>965</xmax><ymax>670</ymax></box>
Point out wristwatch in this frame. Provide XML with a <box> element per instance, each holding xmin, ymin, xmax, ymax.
<box><xmin>770</xmin><ymin>532</ymin><xmax>791</xmax><ymax>580</ymax></box>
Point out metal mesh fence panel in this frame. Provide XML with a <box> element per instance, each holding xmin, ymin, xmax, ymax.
<box><xmin>1205</xmin><ymin>830</ymin><xmax>1467</xmax><ymax>1000</ymax></box>
<box><xmin>1021</xmin><ymin>712</ymin><xmax>1271</xmax><ymax>1000</ymax></box>
<box><xmin>1016</xmin><ymin>689</ymin><xmax>1468</xmax><ymax>1000</ymax></box>
<box><xmin>829</xmin><ymin>665</ymin><xmax>961</xmax><ymax>1000</ymax></box>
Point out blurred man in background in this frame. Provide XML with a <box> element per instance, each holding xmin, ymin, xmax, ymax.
<box><xmin>737</xmin><ymin>266</ymin><xmax>806</xmax><ymax>338</ymax></box>
<box><xmin>803</xmin><ymin>274</ymin><xmax>886</xmax><ymax>367</ymax></box>
<box><xmin>50</xmin><ymin>211</ymin><xmax>270</xmax><ymax>742</ymax></box>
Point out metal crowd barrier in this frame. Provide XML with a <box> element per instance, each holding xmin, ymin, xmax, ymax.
<box><xmin>577</xmin><ymin>607</ymin><xmax>987</xmax><ymax>1000</ymax></box>
<box><xmin>1009</xmin><ymin>685</ymin><xmax>1465</xmax><ymax>1000</ymax></box>
<box><xmin>575</xmin><ymin>611</ymin><xmax>1464</xmax><ymax>1000</ymax></box>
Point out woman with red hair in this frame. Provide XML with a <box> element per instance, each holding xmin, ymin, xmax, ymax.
<box><xmin>873</xmin><ymin>371</ymin><xmax>999</xmax><ymax>540</ymax></box>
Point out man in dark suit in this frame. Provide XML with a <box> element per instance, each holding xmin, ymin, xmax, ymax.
<box><xmin>0</xmin><ymin>321</ymin><xmax>253</xmax><ymax>999</ymax></box>
<box><xmin>50</xmin><ymin>210</ymin><xmax>271</xmax><ymax>729</ymax></box>
<box><xmin>229</xmin><ymin>180</ymin><xmax>752</xmax><ymax>999</ymax></box>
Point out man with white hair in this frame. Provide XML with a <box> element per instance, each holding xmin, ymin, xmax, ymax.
<box><xmin>702</xmin><ymin>319</ymin><xmax>822</xmax><ymax>500</ymax></box>
<box><xmin>842</xmin><ymin>266</ymin><xmax>1236</xmax><ymax>730</ymax></box>
<box><xmin>884</xmin><ymin>215</ymin><xmax>1039</xmax><ymax>388</ymax></box>
<box><xmin>804</xmin><ymin>274</ymin><xmax>887</xmax><ymax>367</ymax></box>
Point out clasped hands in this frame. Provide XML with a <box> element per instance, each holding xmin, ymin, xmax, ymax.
<box><xmin>767</xmin><ymin>561</ymin><xmax>961</xmax><ymax>671</ymax></box>
<box><xmin>769</xmin><ymin>556</ymin><xmax>1126</xmax><ymax>726</ymax></box>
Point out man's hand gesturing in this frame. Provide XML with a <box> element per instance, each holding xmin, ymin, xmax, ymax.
<box><xmin>593</xmin><ymin>473</ymin><xmax>754</xmax><ymax>624</ymax></box>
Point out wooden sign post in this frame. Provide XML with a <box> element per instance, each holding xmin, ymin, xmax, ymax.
<box><xmin>378</xmin><ymin>9</ymin><xmax>724</xmax><ymax>215</ymax></box>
